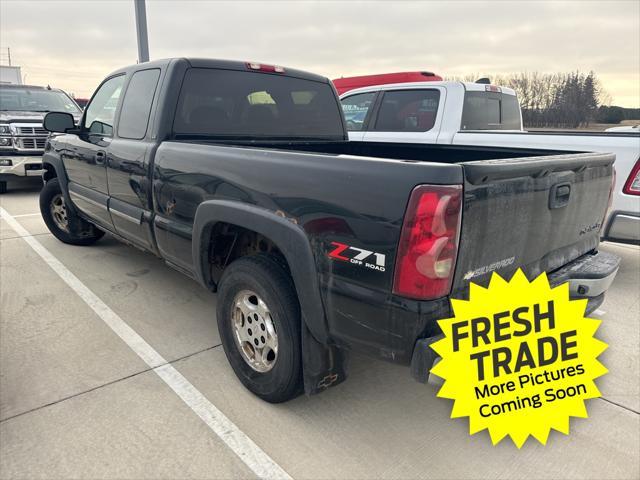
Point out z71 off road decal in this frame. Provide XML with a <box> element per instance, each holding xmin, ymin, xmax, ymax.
<box><xmin>328</xmin><ymin>242</ymin><xmax>386</xmax><ymax>272</ymax></box>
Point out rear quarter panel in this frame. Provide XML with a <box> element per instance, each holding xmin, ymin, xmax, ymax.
<box><xmin>152</xmin><ymin>141</ymin><xmax>462</xmax><ymax>349</ymax></box>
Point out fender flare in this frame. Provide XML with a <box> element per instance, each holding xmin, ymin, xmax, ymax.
<box><xmin>42</xmin><ymin>151</ymin><xmax>78</xmax><ymax>215</ymax></box>
<box><xmin>192</xmin><ymin>200</ymin><xmax>330</xmax><ymax>344</ymax></box>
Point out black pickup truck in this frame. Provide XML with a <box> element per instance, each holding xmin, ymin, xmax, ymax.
<box><xmin>40</xmin><ymin>58</ymin><xmax>620</xmax><ymax>402</ymax></box>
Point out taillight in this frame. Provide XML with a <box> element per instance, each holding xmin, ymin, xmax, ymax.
<box><xmin>623</xmin><ymin>159</ymin><xmax>640</xmax><ymax>195</ymax></box>
<box><xmin>246</xmin><ymin>62</ymin><xmax>285</xmax><ymax>73</ymax></box>
<box><xmin>393</xmin><ymin>185</ymin><xmax>462</xmax><ymax>300</ymax></box>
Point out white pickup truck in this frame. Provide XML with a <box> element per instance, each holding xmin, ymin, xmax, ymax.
<box><xmin>340</xmin><ymin>81</ymin><xmax>640</xmax><ymax>244</ymax></box>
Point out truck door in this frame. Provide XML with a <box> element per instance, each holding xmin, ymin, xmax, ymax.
<box><xmin>339</xmin><ymin>91</ymin><xmax>378</xmax><ymax>141</ymax></box>
<box><xmin>363</xmin><ymin>87</ymin><xmax>445</xmax><ymax>144</ymax></box>
<box><xmin>63</xmin><ymin>75</ymin><xmax>125</xmax><ymax>229</ymax></box>
<box><xmin>106</xmin><ymin>68</ymin><xmax>162</xmax><ymax>251</ymax></box>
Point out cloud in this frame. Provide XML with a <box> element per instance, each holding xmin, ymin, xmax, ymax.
<box><xmin>1</xmin><ymin>0</ymin><xmax>638</xmax><ymax>106</ymax></box>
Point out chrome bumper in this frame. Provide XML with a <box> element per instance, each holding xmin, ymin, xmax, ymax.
<box><xmin>566</xmin><ymin>269</ymin><xmax>618</xmax><ymax>298</ymax></box>
<box><xmin>0</xmin><ymin>155</ymin><xmax>45</xmax><ymax>178</ymax></box>
<box><xmin>547</xmin><ymin>250</ymin><xmax>620</xmax><ymax>303</ymax></box>
<box><xmin>605</xmin><ymin>212</ymin><xmax>640</xmax><ymax>244</ymax></box>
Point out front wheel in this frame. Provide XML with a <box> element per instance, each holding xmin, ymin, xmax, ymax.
<box><xmin>216</xmin><ymin>254</ymin><xmax>303</xmax><ymax>403</ymax></box>
<box><xmin>0</xmin><ymin>181</ymin><xmax>7</xmax><ymax>194</ymax></box>
<box><xmin>40</xmin><ymin>178</ymin><xmax>104</xmax><ymax>245</ymax></box>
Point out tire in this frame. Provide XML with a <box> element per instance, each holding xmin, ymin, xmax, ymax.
<box><xmin>39</xmin><ymin>178</ymin><xmax>105</xmax><ymax>246</ymax></box>
<box><xmin>0</xmin><ymin>181</ymin><xmax>7</xmax><ymax>194</ymax></box>
<box><xmin>216</xmin><ymin>254</ymin><xmax>303</xmax><ymax>403</ymax></box>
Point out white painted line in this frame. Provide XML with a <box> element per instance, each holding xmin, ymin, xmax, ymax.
<box><xmin>0</xmin><ymin>206</ymin><xmax>293</xmax><ymax>480</ymax></box>
<box><xmin>11</xmin><ymin>213</ymin><xmax>41</xmax><ymax>218</ymax></box>
<box><xmin>593</xmin><ymin>309</ymin><xmax>607</xmax><ymax>316</ymax></box>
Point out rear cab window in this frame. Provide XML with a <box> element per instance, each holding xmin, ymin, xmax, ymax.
<box><xmin>373</xmin><ymin>89</ymin><xmax>440</xmax><ymax>132</ymax></box>
<box><xmin>461</xmin><ymin>89</ymin><xmax>522</xmax><ymax>130</ymax></box>
<box><xmin>118</xmin><ymin>68</ymin><xmax>161</xmax><ymax>140</ymax></box>
<box><xmin>173</xmin><ymin>68</ymin><xmax>344</xmax><ymax>140</ymax></box>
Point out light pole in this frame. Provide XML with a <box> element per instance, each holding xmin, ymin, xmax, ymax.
<box><xmin>134</xmin><ymin>0</ymin><xmax>150</xmax><ymax>63</ymax></box>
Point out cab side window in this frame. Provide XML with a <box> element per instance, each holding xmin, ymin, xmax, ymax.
<box><xmin>340</xmin><ymin>92</ymin><xmax>376</xmax><ymax>131</ymax></box>
<box><xmin>83</xmin><ymin>75</ymin><xmax>125</xmax><ymax>136</ymax></box>
<box><xmin>118</xmin><ymin>69</ymin><xmax>161</xmax><ymax>139</ymax></box>
<box><xmin>373</xmin><ymin>90</ymin><xmax>440</xmax><ymax>132</ymax></box>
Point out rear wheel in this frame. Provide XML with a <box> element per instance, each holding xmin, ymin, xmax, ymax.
<box><xmin>216</xmin><ymin>254</ymin><xmax>303</xmax><ymax>403</ymax></box>
<box><xmin>40</xmin><ymin>178</ymin><xmax>104</xmax><ymax>245</ymax></box>
<box><xmin>0</xmin><ymin>181</ymin><xmax>7</xmax><ymax>194</ymax></box>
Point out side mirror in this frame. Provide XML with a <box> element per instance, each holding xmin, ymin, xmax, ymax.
<box><xmin>43</xmin><ymin>112</ymin><xmax>76</xmax><ymax>133</ymax></box>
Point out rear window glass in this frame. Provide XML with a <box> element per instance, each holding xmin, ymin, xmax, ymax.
<box><xmin>373</xmin><ymin>89</ymin><xmax>440</xmax><ymax>132</ymax></box>
<box><xmin>174</xmin><ymin>68</ymin><xmax>344</xmax><ymax>139</ymax></box>
<box><xmin>118</xmin><ymin>69</ymin><xmax>160</xmax><ymax>139</ymax></box>
<box><xmin>340</xmin><ymin>92</ymin><xmax>376</xmax><ymax>131</ymax></box>
<box><xmin>461</xmin><ymin>91</ymin><xmax>521</xmax><ymax>130</ymax></box>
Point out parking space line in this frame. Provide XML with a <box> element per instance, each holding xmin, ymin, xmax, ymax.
<box><xmin>0</xmin><ymin>206</ymin><xmax>293</xmax><ymax>480</ymax></box>
<box><xmin>10</xmin><ymin>213</ymin><xmax>41</xmax><ymax>218</ymax></box>
<box><xmin>2</xmin><ymin>232</ymin><xmax>51</xmax><ymax>241</ymax></box>
<box><xmin>598</xmin><ymin>397</ymin><xmax>640</xmax><ymax>416</ymax></box>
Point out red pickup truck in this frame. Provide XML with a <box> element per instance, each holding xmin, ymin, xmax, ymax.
<box><xmin>332</xmin><ymin>71</ymin><xmax>442</xmax><ymax>95</ymax></box>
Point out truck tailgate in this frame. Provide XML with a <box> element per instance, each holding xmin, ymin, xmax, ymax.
<box><xmin>451</xmin><ymin>152</ymin><xmax>615</xmax><ymax>296</ymax></box>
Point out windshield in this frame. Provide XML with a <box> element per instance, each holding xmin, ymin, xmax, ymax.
<box><xmin>173</xmin><ymin>68</ymin><xmax>345</xmax><ymax>140</ymax></box>
<box><xmin>0</xmin><ymin>88</ymin><xmax>81</xmax><ymax>114</ymax></box>
<box><xmin>461</xmin><ymin>91</ymin><xmax>522</xmax><ymax>130</ymax></box>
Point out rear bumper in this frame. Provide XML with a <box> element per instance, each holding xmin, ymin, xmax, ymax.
<box><xmin>546</xmin><ymin>250</ymin><xmax>620</xmax><ymax>302</ymax></box>
<box><xmin>604</xmin><ymin>211</ymin><xmax>640</xmax><ymax>245</ymax></box>
<box><xmin>0</xmin><ymin>155</ymin><xmax>45</xmax><ymax>179</ymax></box>
<box><xmin>410</xmin><ymin>249</ymin><xmax>620</xmax><ymax>383</ymax></box>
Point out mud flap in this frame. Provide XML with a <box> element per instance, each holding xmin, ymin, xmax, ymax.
<box><xmin>68</xmin><ymin>216</ymin><xmax>102</xmax><ymax>239</ymax></box>
<box><xmin>301</xmin><ymin>319</ymin><xmax>349</xmax><ymax>395</ymax></box>
<box><xmin>410</xmin><ymin>335</ymin><xmax>443</xmax><ymax>383</ymax></box>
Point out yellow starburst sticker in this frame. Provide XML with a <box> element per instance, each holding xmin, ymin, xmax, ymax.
<box><xmin>430</xmin><ymin>269</ymin><xmax>608</xmax><ymax>448</ymax></box>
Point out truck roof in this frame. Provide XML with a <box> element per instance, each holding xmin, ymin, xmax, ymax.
<box><xmin>106</xmin><ymin>58</ymin><xmax>331</xmax><ymax>84</ymax></box>
<box><xmin>339</xmin><ymin>81</ymin><xmax>518</xmax><ymax>98</ymax></box>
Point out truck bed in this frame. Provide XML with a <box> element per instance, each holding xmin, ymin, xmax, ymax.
<box><xmin>154</xmin><ymin>139</ymin><xmax>613</xmax><ymax>361</ymax></box>
<box><xmin>180</xmin><ymin>138</ymin><xmax>573</xmax><ymax>163</ymax></box>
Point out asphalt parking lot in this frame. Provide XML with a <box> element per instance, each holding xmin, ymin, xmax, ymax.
<box><xmin>1</xmin><ymin>183</ymin><xmax>638</xmax><ymax>480</ymax></box>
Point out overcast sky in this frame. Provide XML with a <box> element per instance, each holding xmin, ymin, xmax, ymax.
<box><xmin>1</xmin><ymin>0</ymin><xmax>638</xmax><ymax>106</ymax></box>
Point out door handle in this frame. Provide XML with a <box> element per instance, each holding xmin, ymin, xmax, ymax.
<box><xmin>94</xmin><ymin>150</ymin><xmax>106</xmax><ymax>165</ymax></box>
<box><xmin>549</xmin><ymin>182</ymin><xmax>571</xmax><ymax>209</ymax></box>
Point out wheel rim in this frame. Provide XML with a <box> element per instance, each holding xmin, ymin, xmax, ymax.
<box><xmin>50</xmin><ymin>194</ymin><xmax>69</xmax><ymax>232</ymax></box>
<box><xmin>231</xmin><ymin>290</ymin><xmax>278</xmax><ymax>373</ymax></box>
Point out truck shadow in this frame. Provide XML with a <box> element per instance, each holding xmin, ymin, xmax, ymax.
<box><xmin>2</xmin><ymin>178</ymin><xmax>43</xmax><ymax>195</ymax></box>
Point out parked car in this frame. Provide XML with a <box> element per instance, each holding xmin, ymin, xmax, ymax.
<box><xmin>40</xmin><ymin>58</ymin><xmax>619</xmax><ymax>402</ymax></box>
<box><xmin>73</xmin><ymin>97</ymin><xmax>90</xmax><ymax>109</ymax></box>
<box><xmin>0</xmin><ymin>83</ymin><xmax>82</xmax><ymax>193</ymax></box>
<box><xmin>339</xmin><ymin>81</ymin><xmax>640</xmax><ymax>244</ymax></box>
